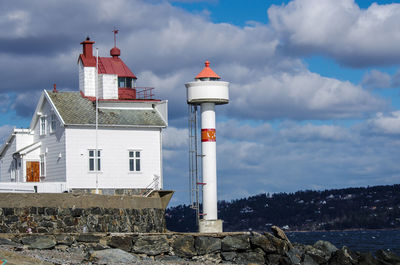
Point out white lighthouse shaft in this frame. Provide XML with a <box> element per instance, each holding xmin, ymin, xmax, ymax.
<box><xmin>185</xmin><ymin>60</ymin><xmax>228</xmax><ymax>232</ymax></box>
<box><xmin>201</xmin><ymin>102</ymin><xmax>218</xmax><ymax>220</ymax></box>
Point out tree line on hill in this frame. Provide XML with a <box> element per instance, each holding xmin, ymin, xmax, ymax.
<box><xmin>165</xmin><ymin>184</ymin><xmax>400</xmax><ymax>232</ymax></box>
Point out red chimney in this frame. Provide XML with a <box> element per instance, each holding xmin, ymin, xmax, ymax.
<box><xmin>80</xmin><ymin>36</ymin><xmax>95</xmax><ymax>58</ymax></box>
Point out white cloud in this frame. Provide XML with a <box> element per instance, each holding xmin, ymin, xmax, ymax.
<box><xmin>218</xmin><ymin>120</ymin><xmax>272</xmax><ymax>141</ymax></box>
<box><xmin>163</xmin><ymin>127</ymin><xmax>188</xmax><ymax>149</ymax></box>
<box><xmin>0</xmin><ymin>0</ymin><xmax>389</xmax><ymax>122</ymax></box>
<box><xmin>0</xmin><ymin>125</ymin><xmax>13</xmax><ymax>143</ymax></box>
<box><xmin>361</xmin><ymin>70</ymin><xmax>392</xmax><ymax>90</ymax></box>
<box><xmin>11</xmin><ymin>90</ymin><xmax>42</xmax><ymax>117</ymax></box>
<box><xmin>366</xmin><ymin>111</ymin><xmax>400</xmax><ymax>135</ymax></box>
<box><xmin>228</xmin><ymin>71</ymin><xmax>386</xmax><ymax>120</ymax></box>
<box><xmin>280</xmin><ymin>123</ymin><xmax>352</xmax><ymax>142</ymax></box>
<box><xmin>269</xmin><ymin>0</ymin><xmax>400</xmax><ymax>67</ymax></box>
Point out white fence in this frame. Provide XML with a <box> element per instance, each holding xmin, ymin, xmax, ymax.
<box><xmin>0</xmin><ymin>182</ymin><xmax>67</xmax><ymax>193</ymax></box>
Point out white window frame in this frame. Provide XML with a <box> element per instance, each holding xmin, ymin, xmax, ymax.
<box><xmin>50</xmin><ymin>113</ymin><xmax>57</xmax><ymax>133</ymax></box>
<box><xmin>39</xmin><ymin>115</ymin><xmax>47</xmax><ymax>136</ymax></box>
<box><xmin>128</xmin><ymin>150</ymin><xmax>141</xmax><ymax>172</ymax></box>
<box><xmin>40</xmin><ymin>154</ymin><xmax>46</xmax><ymax>178</ymax></box>
<box><xmin>88</xmin><ymin>149</ymin><xmax>101</xmax><ymax>172</ymax></box>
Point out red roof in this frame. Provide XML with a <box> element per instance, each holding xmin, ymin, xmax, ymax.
<box><xmin>79</xmin><ymin>54</ymin><xmax>96</xmax><ymax>67</ymax></box>
<box><xmin>98</xmin><ymin>57</ymin><xmax>137</xmax><ymax>78</ymax></box>
<box><xmin>79</xmin><ymin>55</ymin><xmax>137</xmax><ymax>78</ymax></box>
<box><xmin>195</xmin><ymin>60</ymin><xmax>220</xmax><ymax>79</ymax></box>
<box><xmin>78</xmin><ymin>37</ymin><xmax>137</xmax><ymax>78</ymax></box>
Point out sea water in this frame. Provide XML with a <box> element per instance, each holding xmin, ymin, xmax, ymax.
<box><xmin>286</xmin><ymin>229</ymin><xmax>400</xmax><ymax>255</ymax></box>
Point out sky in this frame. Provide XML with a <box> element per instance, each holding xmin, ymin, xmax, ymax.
<box><xmin>1</xmin><ymin>0</ymin><xmax>400</xmax><ymax>206</ymax></box>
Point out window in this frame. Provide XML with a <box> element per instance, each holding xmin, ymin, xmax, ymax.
<box><xmin>89</xmin><ymin>149</ymin><xmax>101</xmax><ymax>171</ymax></box>
<box><xmin>50</xmin><ymin>113</ymin><xmax>57</xmax><ymax>133</ymax></box>
<box><xmin>118</xmin><ymin>77</ymin><xmax>134</xmax><ymax>88</ymax></box>
<box><xmin>39</xmin><ymin>116</ymin><xmax>46</xmax><ymax>135</ymax></box>
<box><xmin>40</xmin><ymin>154</ymin><xmax>46</xmax><ymax>178</ymax></box>
<box><xmin>10</xmin><ymin>161</ymin><xmax>15</xmax><ymax>181</ymax></box>
<box><xmin>129</xmin><ymin>150</ymin><xmax>141</xmax><ymax>172</ymax></box>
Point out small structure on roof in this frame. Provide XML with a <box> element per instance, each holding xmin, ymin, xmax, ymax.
<box><xmin>0</xmin><ymin>35</ymin><xmax>168</xmax><ymax>194</ymax></box>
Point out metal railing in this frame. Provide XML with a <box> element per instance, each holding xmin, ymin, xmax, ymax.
<box><xmin>141</xmin><ymin>175</ymin><xmax>160</xmax><ymax>197</ymax></box>
<box><xmin>136</xmin><ymin>87</ymin><xmax>155</xmax><ymax>100</ymax></box>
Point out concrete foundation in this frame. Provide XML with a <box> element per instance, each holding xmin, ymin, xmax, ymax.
<box><xmin>0</xmin><ymin>191</ymin><xmax>174</xmax><ymax>233</ymax></box>
<box><xmin>199</xmin><ymin>219</ymin><xmax>223</xmax><ymax>233</ymax></box>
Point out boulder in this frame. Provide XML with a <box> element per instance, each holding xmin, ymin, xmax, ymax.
<box><xmin>195</xmin><ymin>236</ymin><xmax>221</xmax><ymax>255</ymax></box>
<box><xmin>107</xmin><ymin>235</ymin><xmax>133</xmax><ymax>252</ymax></box>
<box><xmin>21</xmin><ymin>235</ymin><xmax>56</xmax><ymax>250</ymax></box>
<box><xmin>172</xmin><ymin>235</ymin><xmax>196</xmax><ymax>258</ymax></box>
<box><xmin>302</xmin><ymin>254</ymin><xmax>320</xmax><ymax>265</ymax></box>
<box><xmin>293</xmin><ymin>243</ymin><xmax>330</xmax><ymax>264</ymax></box>
<box><xmin>89</xmin><ymin>248</ymin><xmax>140</xmax><ymax>264</ymax></box>
<box><xmin>221</xmin><ymin>234</ymin><xmax>251</xmax><ymax>251</ymax></box>
<box><xmin>314</xmin><ymin>240</ymin><xmax>338</xmax><ymax>257</ymax></box>
<box><xmin>304</xmin><ymin>245</ymin><xmax>329</xmax><ymax>264</ymax></box>
<box><xmin>76</xmin><ymin>234</ymin><xmax>101</xmax><ymax>243</ymax></box>
<box><xmin>375</xmin><ymin>249</ymin><xmax>400</xmax><ymax>264</ymax></box>
<box><xmin>54</xmin><ymin>234</ymin><xmax>74</xmax><ymax>246</ymax></box>
<box><xmin>328</xmin><ymin>247</ymin><xmax>358</xmax><ymax>265</ymax></box>
<box><xmin>286</xmin><ymin>247</ymin><xmax>302</xmax><ymax>265</ymax></box>
<box><xmin>235</xmin><ymin>248</ymin><xmax>265</xmax><ymax>264</ymax></box>
<box><xmin>133</xmin><ymin>235</ymin><xmax>169</xmax><ymax>256</ymax></box>
<box><xmin>357</xmin><ymin>252</ymin><xmax>380</xmax><ymax>265</ymax></box>
<box><xmin>251</xmin><ymin>232</ymin><xmax>277</xmax><ymax>253</ymax></box>
<box><xmin>266</xmin><ymin>254</ymin><xmax>282</xmax><ymax>265</ymax></box>
<box><xmin>0</xmin><ymin>237</ymin><xmax>16</xmax><ymax>246</ymax></box>
<box><xmin>264</xmin><ymin>232</ymin><xmax>290</xmax><ymax>254</ymax></box>
<box><xmin>221</xmin><ymin>251</ymin><xmax>237</xmax><ymax>261</ymax></box>
<box><xmin>271</xmin><ymin>226</ymin><xmax>292</xmax><ymax>247</ymax></box>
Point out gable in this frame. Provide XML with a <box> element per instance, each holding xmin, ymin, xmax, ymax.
<box><xmin>30</xmin><ymin>91</ymin><xmax>64</xmax><ymax>130</ymax></box>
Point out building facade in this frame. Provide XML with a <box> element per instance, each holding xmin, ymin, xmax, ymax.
<box><xmin>0</xmin><ymin>37</ymin><xmax>167</xmax><ymax>193</ymax></box>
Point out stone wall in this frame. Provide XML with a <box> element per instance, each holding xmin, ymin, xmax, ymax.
<box><xmin>0</xmin><ymin>230</ymin><xmax>399</xmax><ymax>264</ymax></box>
<box><xmin>0</xmin><ymin>192</ymin><xmax>173</xmax><ymax>234</ymax></box>
<box><xmin>0</xmin><ymin>207</ymin><xmax>165</xmax><ymax>233</ymax></box>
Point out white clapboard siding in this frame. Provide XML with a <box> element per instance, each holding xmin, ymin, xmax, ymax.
<box><xmin>98</xmin><ymin>74</ymin><xmax>118</xmax><ymax>99</ymax></box>
<box><xmin>79</xmin><ymin>62</ymin><xmax>96</xmax><ymax>97</ymax></box>
<box><xmin>65</xmin><ymin>127</ymin><xmax>162</xmax><ymax>189</ymax></box>
<box><xmin>0</xmin><ymin>136</ymin><xmax>16</xmax><ymax>182</ymax></box>
<box><xmin>33</xmin><ymin>99</ymin><xmax>66</xmax><ymax>183</ymax></box>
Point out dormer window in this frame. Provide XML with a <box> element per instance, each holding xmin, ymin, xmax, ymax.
<box><xmin>118</xmin><ymin>77</ymin><xmax>135</xmax><ymax>88</ymax></box>
<box><xmin>50</xmin><ymin>113</ymin><xmax>57</xmax><ymax>133</ymax></box>
<box><xmin>39</xmin><ymin>116</ymin><xmax>47</xmax><ymax>136</ymax></box>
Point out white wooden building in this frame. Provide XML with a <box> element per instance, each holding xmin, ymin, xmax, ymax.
<box><xmin>0</xmin><ymin>37</ymin><xmax>168</xmax><ymax>193</ymax></box>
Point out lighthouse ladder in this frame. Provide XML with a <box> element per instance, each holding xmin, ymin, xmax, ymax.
<box><xmin>188</xmin><ymin>104</ymin><xmax>203</xmax><ymax>224</ymax></box>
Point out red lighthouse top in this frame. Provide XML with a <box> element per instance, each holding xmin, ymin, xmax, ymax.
<box><xmin>195</xmin><ymin>60</ymin><xmax>221</xmax><ymax>80</ymax></box>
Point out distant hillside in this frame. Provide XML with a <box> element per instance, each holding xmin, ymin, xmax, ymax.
<box><xmin>166</xmin><ymin>184</ymin><xmax>400</xmax><ymax>232</ymax></box>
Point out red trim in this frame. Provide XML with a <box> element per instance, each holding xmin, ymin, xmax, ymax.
<box><xmin>79</xmin><ymin>91</ymin><xmax>161</xmax><ymax>102</ymax></box>
<box><xmin>195</xmin><ymin>60</ymin><xmax>220</xmax><ymax>79</ymax></box>
<box><xmin>80</xmin><ymin>91</ymin><xmax>96</xmax><ymax>101</ymax></box>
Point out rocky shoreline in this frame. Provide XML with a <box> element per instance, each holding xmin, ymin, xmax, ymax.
<box><xmin>0</xmin><ymin>226</ymin><xmax>398</xmax><ymax>264</ymax></box>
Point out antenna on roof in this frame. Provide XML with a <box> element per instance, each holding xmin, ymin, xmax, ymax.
<box><xmin>112</xmin><ymin>27</ymin><xmax>119</xmax><ymax>47</ymax></box>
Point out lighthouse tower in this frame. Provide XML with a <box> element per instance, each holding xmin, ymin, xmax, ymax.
<box><xmin>186</xmin><ymin>61</ymin><xmax>229</xmax><ymax>233</ymax></box>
